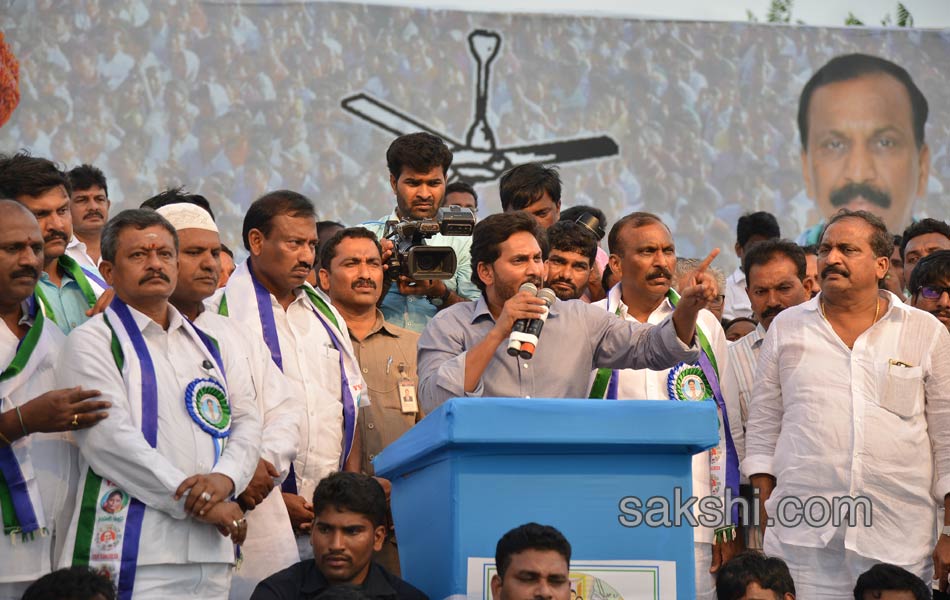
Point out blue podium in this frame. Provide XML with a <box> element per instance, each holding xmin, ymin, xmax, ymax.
<box><xmin>374</xmin><ymin>398</ymin><xmax>718</xmax><ymax>600</ymax></box>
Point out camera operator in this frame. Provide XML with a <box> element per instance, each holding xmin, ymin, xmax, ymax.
<box><xmin>362</xmin><ymin>133</ymin><xmax>480</xmax><ymax>333</ymax></box>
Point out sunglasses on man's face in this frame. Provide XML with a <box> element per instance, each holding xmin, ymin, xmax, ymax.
<box><xmin>917</xmin><ymin>285</ymin><xmax>950</xmax><ymax>300</ymax></box>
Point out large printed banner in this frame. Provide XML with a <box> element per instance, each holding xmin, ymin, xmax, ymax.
<box><xmin>1</xmin><ymin>2</ymin><xmax>948</xmax><ymax>269</ymax></box>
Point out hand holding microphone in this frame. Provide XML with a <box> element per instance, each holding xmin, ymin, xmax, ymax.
<box><xmin>507</xmin><ymin>283</ymin><xmax>538</xmax><ymax>356</ymax></box>
<box><xmin>506</xmin><ymin>284</ymin><xmax>556</xmax><ymax>359</ymax></box>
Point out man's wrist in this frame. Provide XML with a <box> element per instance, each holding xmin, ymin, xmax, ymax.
<box><xmin>427</xmin><ymin>282</ymin><xmax>452</xmax><ymax>307</ymax></box>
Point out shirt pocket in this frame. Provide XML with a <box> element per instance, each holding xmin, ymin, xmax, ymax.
<box><xmin>880</xmin><ymin>363</ymin><xmax>924</xmax><ymax>418</ymax></box>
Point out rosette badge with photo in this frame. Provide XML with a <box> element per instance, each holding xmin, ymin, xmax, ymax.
<box><xmin>667</xmin><ymin>363</ymin><xmax>713</xmax><ymax>401</ymax></box>
<box><xmin>186</xmin><ymin>377</ymin><xmax>231</xmax><ymax>440</ymax></box>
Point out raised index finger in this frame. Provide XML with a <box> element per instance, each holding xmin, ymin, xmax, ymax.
<box><xmin>696</xmin><ymin>248</ymin><xmax>721</xmax><ymax>273</ymax></box>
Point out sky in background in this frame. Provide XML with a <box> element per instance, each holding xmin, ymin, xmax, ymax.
<box><xmin>333</xmin><ymin>0</ymin><xmax>950</xmax><ymax>28</ymax></box>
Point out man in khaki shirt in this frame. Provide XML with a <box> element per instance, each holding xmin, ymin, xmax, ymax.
<box><xmin>319</xmin><ymin>226</ymin><xmax>423</xmax><ymax>576</ymax></box>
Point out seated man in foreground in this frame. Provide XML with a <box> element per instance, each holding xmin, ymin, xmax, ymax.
<box><xmin>491</xmin><ymin>523</ymin><xmax>572</xmax><ymax>600</ymax></box>
<box><xmin>251</xmin><ymin>472</ymin><xmax>427</xmax><ymax>600</ymax></box>
<box><xmin>418</xmin><ymin>211</ymin><xmax>717</xmax><ymax>410</ymax></box>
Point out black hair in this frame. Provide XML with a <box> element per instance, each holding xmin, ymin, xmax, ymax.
<box><xmin>742</xmin><ymin>238</ymin><xmax>807</xmax><ymax>283</ymax></box>
<box><xmin>386</xmin><ymin>132</ymin><xmax>453</xmax><ymax>180</ymax></box>
<box><xmin>546</xmin><ymin>221</ymin><xmax>597</xmax><ymax>266</ymax></box>
<box><xmin>242</xmin><ymin>190</ymin><xmax>316</xmax><ymax>251</ymax></box>
<box><xmin>736</xmin><ymin>211</ymin><xmax>780</xmax><ymax>248</ymax></box>
<box><xmin>470</xmin><ymin>212</ymin><xmax>546</xmax><ymax>293</ymax></box>
<box><xmin>101</xmin><ymin>209</ymin><xmax>179</xmax><ymax>264</ymax></box>
<box><xmin>801</xmin><ymin>243</ymin><xmax>818</xmax><ymax>256</ymax></box>
<box><xmin>141</xmin><ymin>187</ymin><xmax>215</xmax><ymax>220</ymax></box>
<box><xmin>22</xmin><ymin>566</ymin><xmax>116</xmax><ymax>600</ymax></box>
<box><xmin>908</xmin><ymin>249</ymin><xmax>950</xmax><ymax>296</ymax></box>
<box><xmin>798</xmin><ymin>53</ymin><xmax>928</xmax><ymax>150</ymax></box>
<box><xmin>900</xmin><ymin>218</ymin><xmax>950</xmax><ymax>260</ymax></box>
<box><xmin>607</xmin><ymin>212</ymin><xmax>668</xmax><ymax>256</ymax></box>
<box><xmin>0</xmin><ymin>151</ymin><xmax>72</xmax><ymax>199</ymax></box>
<box><xmin>852</xmin><ymin>563</ymin><xmax>930</xmax><ymax>600</ymax></box>
<box><xmin>560</xmin><ymin>205</ymin><xmax>607</xmax><ymax>228</ymax></box>
<box><xmin>67</xmin><ymin>163</ymin><xmax>109</xmax><ymax>197</ymax></box>
<box><xmin>311</xmin><ymin>472</ymin><xmax>387</xmax><ymax>528</ymax></box>
<box><xmin>499</xmin><ymin>163</ymin><xmax>561</xmax><ymax>212</ymax></box>
<box><xmin>724</xmin><ymin>316</ymin><xmax>758</xmax><ymax>331</ymax></box>
<box><xmin>716</xmin><ymin>550</ymin><xmax>795</xmax><ymax>600</ymax></box>
<box><xmin>221</xmin><ymin>243</ymin><xmax>234</xmax><ymax>258</ymax></box>
<box><xmin>601</xmin><ymin>264</ymin><xmax>614</xmax><ymax>292</ymax></box>
<box><xmin>317</xmin><ymin>220</ymin><xmax>346</xmax><ymax>240</ymax></box>
<box><xmin>445</xmin><ymin>181</ymin><xmax>478</xmax><ymax>206</ymax></box>
<box><xmin>824</xmin><ymin>209</ymin><xmax>892</xmax><ymax>259</ymax></box>
<box><xmin>319</xmin><ymin>227</ymin><xmax>382</xmax><ymax>272</ymax></box>
<box><xmin>495</xmin><ymin>523</ymin><xmax>571</xmax><ymax>579</ymax></box>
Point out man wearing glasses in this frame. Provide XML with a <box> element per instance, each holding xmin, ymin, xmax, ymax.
<box><xmin>909</xmin><ymin>250</ymin><xmax>950</xmax><ymax>332</ymax></box>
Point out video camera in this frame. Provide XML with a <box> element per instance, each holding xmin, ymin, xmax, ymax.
<box><xmin>383</xmin><ymin>205</ymin><xmax>476</xmax><ymax>280</ymax></box>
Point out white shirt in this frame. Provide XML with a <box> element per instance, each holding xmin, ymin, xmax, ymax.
<box><xmin>722</xmin><ymin>267</ymin><xmax>753</xmax><ymax>321</ymax></box>
<box><xmin>594</xmin><ymin>284</ymin><xmax>733</xmax><ymax>544</ymax></box>
<box><xmin>0</xmin><ymin>305</ymin><xmax>76</xmax><ymax>584</ymax></box>
<box><xmin>193</xmin><ymin>311</ymin><xmax>300</xmax><ymax>480</ymax></box>
<box><xmin>193</xmin><ymin>310</ymin><xmax>302</xmax><ymax>593</ymax></box>
<box><xmin>742</xmin><ymin>292</ymin><xmax>950</xmax><ymax>564</ymax></box>
<box><xmin>65</xmin><ymin>236</ymin><xmax>101</xmax><ymax>272</ymax></box>
<box><xmin>722</xmin><ymin>323</ymin><xmax>767</xmax><ymax>464</ymax></box>
<box><xmin>213</xmin><ymin>284</ymin><xmax>347</xmax><ymax>504</ymax></box>
<box><xmin>57</xmin><ymin>304</ymin><xmax>261</xmax><ymax>566</ymax></box>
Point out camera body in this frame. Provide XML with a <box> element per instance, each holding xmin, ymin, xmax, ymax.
<box><xmin>384</xmin><ymin>206</ymin><xmax>476</xmax><ymax>280</ymax></box>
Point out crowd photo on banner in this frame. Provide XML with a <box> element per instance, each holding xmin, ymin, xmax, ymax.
<box><xmin>1</xmin><ymin>1</ymin><xmax>950</xmax><ymax>600</ymax></box>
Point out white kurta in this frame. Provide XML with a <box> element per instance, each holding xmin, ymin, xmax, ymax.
<box><xmin>0</xmin><ymin>306</ymin><xmax>76</xmax><ymax>591</ymax></box>
<box><xmin>594</xmin><ymin>284</ymin><xmax>733</xmax><ymax>545</ymax></box>
<box><xmin>56</xmin><ymin>304</ymin><xmax>261</xmax><ymax>570</ymax></box>
<box><xmin>193</xmin><ymin>310</ymin><xmax>302</xmax><ymax>598</ymax></box>
<box><xmin>743</xmin><ymin>292</ymin><xmax>950</xmax><ymax>567</ymax></box>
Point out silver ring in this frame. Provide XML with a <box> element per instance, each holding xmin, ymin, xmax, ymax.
<box><xmin>232</xmin><ymin>519</ymin><xmax>239</xmax><ymax>528</ymax></box>
<box><xmin>200</xmin><ymin>492</ymin><xmax>212</xmax><ymax>502</ymax></box>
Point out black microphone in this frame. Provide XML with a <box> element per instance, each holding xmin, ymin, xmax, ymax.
<box><xmin>518</xmin><ymin>287</ymin><xmax>556</xmax><ymax>359</ymax></box>
<box><xmin>506</xmin><ymin>282</ymin><xmax>538</xmax><ymax>356</ymax></box>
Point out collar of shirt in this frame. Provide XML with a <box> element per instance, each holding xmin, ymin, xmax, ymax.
<box><xmin>299</xmin><ymin>561</ymin><xmax>398</xmax><ymax>597</ymax></box>
<box><xmin>605</xmin><ymin>282</ymin><xmax>672</xmax><ymax>322</ymax></box>
<box><xmin>349</xmin><ymin>309</ymin><xmax>401</xmax><ymax>341</ymax></box>
<box><xmin>469</xmin><ymin>293</ymin><xmax>563</xmax><ymax>325</ymax></box>
<box><xmin>38</xmin><ymin>267</ymin><xmax>76</xmax><ymax>288</ymax></box>
<box><xmin>67</xmin><ymin>235</ymin><xmax>87</xmax><ymax>254</ymax></box>
<box><xmin>125</xmin><ymin>300</ymin><xmax>187</xmax><ymax>334</ymax></box>
<box><xmin>728</xmin><ymin>267</ymin><xmax>745</xmax><ymax>285</ymax></box>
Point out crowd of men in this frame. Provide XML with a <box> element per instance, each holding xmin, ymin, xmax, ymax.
<box><xmin>2</xmin><ymin>51</ymin><xmax>950</xmax><ymax>600</ymax></box>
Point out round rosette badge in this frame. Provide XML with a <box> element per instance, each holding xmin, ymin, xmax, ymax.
<box><xmin>185</xmin><ymin>377</ymin><xmax>231</xmax><ymax>437</ymax></box>
<box><xmin>667</xmin><ymin>363</ymin><xmax>713</xmax><ymax>401</ymax></box>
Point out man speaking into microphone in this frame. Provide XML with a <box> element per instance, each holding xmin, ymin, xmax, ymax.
<box><xmin>418</xmin><ymin>212</ymin><xmax>719</xmax><ymax>411</ymax></box>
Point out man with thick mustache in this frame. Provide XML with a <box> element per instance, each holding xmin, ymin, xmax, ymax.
<box><xmin>543</xmin><ymin>221</ymin><xmax>598</xmax><ymax>301</ymax></box>
<box><xmin>320</xmin><ymin>227</ymin><xmax>421</xmax><ymax>575</ymax></box>
<box><xmin>591</xmin><ymin>212</ymin><xmax>738</xmax><ymax>599</ymax></box>
<box><xmin>0</xmin><ymin>200</ymin><xmax>108</xmax><ymax>598</ymax></box>
<box><xmin>0</xmin><ymin>153</ymin><xmax>106</xmax><ymax>334</ymax></box>
<box><xmin>908</xmin><ymin>250</ymin><xmax>950</xmax><ymax>333</ymax></box>
<box><xmin>418</xmin><ymin>209</ymin><xmax>713</xmax><ymax>403</ymax></box>
<box><xmin>215</xmin><ymin>191</ymin><xmax>365</xmax><ymax>561</ymax></box>
<box><xmin>744</xmin><ymin>209</ymin><xmax>950</xmax><ymax>597</ymax></box>
<box><xmin>57</xmin><ymin>209</ymin><xmax>261</xmax><ymax>598</ymax></box>
<box><xmin>796</xmin><ymin>54</ymin><xmax>931</xmax><ymax>245</ymax></box>
<box><xmin>721</xmin><ymin>239</ymin><xmax>811</xmax><ymax>550</ymax></box>
<box><xmin>66</xmin><ymin>164</ymin><xmax>110</xmax><ymax>272</ymax></box>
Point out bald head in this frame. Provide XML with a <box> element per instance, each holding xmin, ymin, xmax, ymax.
<box><xmin>0</xmin><ymin>198</ymin><xmax>40</xmax><ymax>223</ymax></box>
<box><xmin>0</xmin><ymin>199</ymin><xmax>45</xmax><ymax>308</ymax></box>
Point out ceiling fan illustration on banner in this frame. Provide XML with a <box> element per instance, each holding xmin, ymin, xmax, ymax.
<box><xmin>341</xmin><ymin>29</ymin><xmax>620</xmax><ymax>183</ymax></box>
